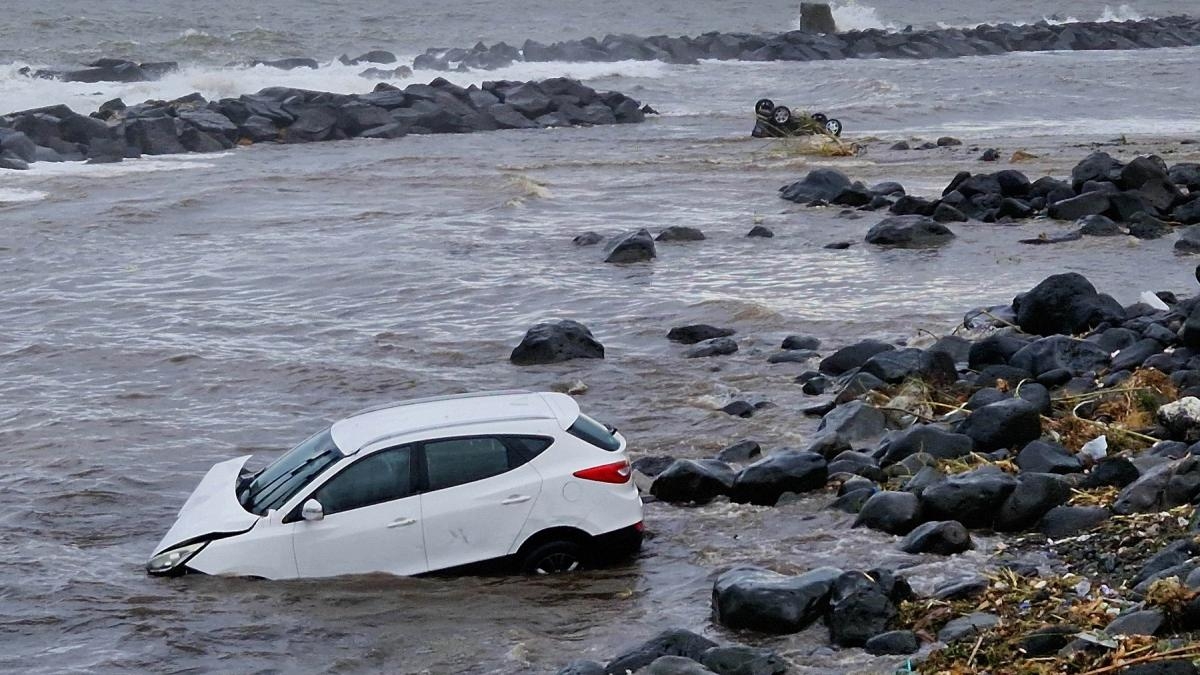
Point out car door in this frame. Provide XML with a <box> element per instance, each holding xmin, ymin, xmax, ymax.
<box><xmin>291</xmin><ymin>445</ymin><xmax>428</xmax><ymax>578</ymax></box>
<box><xmin>418</xmin><ymin>436</ymin><xmax>545</xmax><ymax>572</ymax></box>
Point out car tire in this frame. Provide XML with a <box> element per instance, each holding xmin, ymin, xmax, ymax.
<box><xmin>811</xmin><ymin>112</ymin><xmax>828</xmax><ymax>125</ymax></box>
<box><xmin>825</xmin><ymin>118</ymin><xmax>842</xmax><ymax>136</ymax></box>
<box><xmin>771</xmin><ymin>105</ymin><xmax>792</xmax><ymax>125</ymax></box>
<box><xmin>754</xmin><ymin>98</ymin><xmax>775</xmax><ymax>117</ymax></box>
<box><xmin>520</xmin><ymin>540</ymin><xmax>588</xmax><ymax>575</ymax></box>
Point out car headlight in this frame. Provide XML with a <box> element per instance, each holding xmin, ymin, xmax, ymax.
<box><xmin>146</xmin><ymin>540</ymin><xmax>208</xmax><ymax>576</ymax></box>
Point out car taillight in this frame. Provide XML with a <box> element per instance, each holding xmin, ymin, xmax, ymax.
<box><xmin>573</xmin><ymin>460</ymin><xmax>631</xmax><ymax>484</ymax></box>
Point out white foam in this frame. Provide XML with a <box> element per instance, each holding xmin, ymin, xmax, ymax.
<box><xmin>14</xmin><ymin>154</ymin><xmax>226</xmax><ymax>178</ymax></box>
<box><xmin>792</xmin><ymin>1</ymin><xmax>893</xmax><ymax>32</ymax></box>
<box><xmin>0</xmin><ymin>58</ymin><xmax>672</xmax><ymax>116</ymax></box>
<box><xmin>0</xmin><ymin>187</ymin><xmax>47</xmax><ymax>204</ymax></box>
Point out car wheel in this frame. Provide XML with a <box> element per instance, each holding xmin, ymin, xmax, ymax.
<box><xmin>754</xmin><ymin>98</ymin><xmax>775</xmax><ymax>117</ymax></box>
<box><xmin>771</xmin><ymin>105</ymin><xmax>792</xmax><ymax>125</ymax></box>
<box><xmin>825</xmin><ymin>118</ymin><xmax>842</xmax><ymax>136</ymax></box>
<box><xmin>520</xmin><ymin>540</ymin><xmax>588</xmax><ymax>575</ymax></box>
<box><xmin>811</xmin><ymin>112</ymin><xmax>828</xmax><ymax>125</ymax></box>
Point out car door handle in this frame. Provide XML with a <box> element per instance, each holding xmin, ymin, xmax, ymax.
<box><xmin>501</xmin><ymin>495</ymin><xmax>531</xmax><ymax>505</ymax></box>
<box><xmin>387</xmin><ymin>518</ymin><xmax>417</xmax><ymax>528</ymax></box>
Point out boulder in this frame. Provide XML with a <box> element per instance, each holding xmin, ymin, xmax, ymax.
<box><xmin>1038</xmin><ymin>505</ymin><xmax>1110</xmax><ymax>537</ymax></box>
<box><xmin>711</xmin><ymin>565</ymin><xmax>843</xmax><ymax>633</ymax></box>
<box><xmin>1014</xmin><ymin>272</ymin><xmax>1124</xmax><ymax>336</ymax></box>
<box><xmin>780</xmin><ymin>168</ymin><xmax>852</xmax><ymax>203</ymax></box>
<box><xmin>937</xmin><ymin>612</ymin><xmax>1000</xmax><ymax>643</ymax></box>
<box><xmin>1009</xmin><ymin>335</ymin><xmax>1111</xmax><ymax>377</ymax></box>
<box><xmin>826</xmin><ymin>570</ymin><xmax>902</xmax><ymax>647</ymax></box>
<box><xmin>919</xmin><ymin>466</ymin><xmax>1018</xmax><ymax>527</ymax></box>
<box><xmin>123</xmin><ymin>116</ymin><xmax>185</xmax><ymax>155</ymax></box>
<box><xmin>699</xmin><ymin>646</ymin><xmax>788</xmax><ymax>675</ymax></box>
<box><xmin>782</xmin><ymin>334</ymin><xmax>820</xmax><ymax>351</ymax></box>
<box><xmin>686</xmin><ymin>337</ymin><xmax>739</xmax><ymax>358</ymax></box>
<box><xmin>819</xmin><ymin>339</ymin><xmax>895</xmax><ymax>375</ymax></box>
<box><xmin>1078</xmin><ymin>214</ymin><xmax>1122</xmax><ymax>236</ymax></box>
<box><xmin>656</xmin><ymin>226</ymin><xmax>705</xmax><ymax>242</ymax></box>
<box><xmin>558</xmin><ymin>660</ymin><xmax>604</xmax><ymax>675</ymax></box>
<box><xmin>668</xmin><ymin>324</ymin><xmax>735</xmax><ymax>344</ymax></box>
<box><xmin>603</xmin><ymin>229</ymin><xmax>656</xmax><ymax>263</ymax></box>
<box><xmin>798</xmin><ymin>2</ymin><xmax>838</xmax><ymax>33</ymax></box>
<box><xmin>573</xmin><ymin>231</ymin><xmax>603</xmax><ymax>246</ymax></box>
<box><xmin>1104</xmin><ymin>609</ymin><xmax>1164</xmax><ymax>637</ymax></box>
<box><xmin>995</xmin><ymin>472</ymin><xmax>1071</xmax><ymax>532</ymax></box>
<box><xmin>731</xmin><ymin>451</ymin><xmax>828</xmax><ymax>505</ymax></box>
<box><xmin>899</xmin><ymin>520</ymin><xmax>973</xmax><ymax>555</ymax></box>
<box><xmin>747</xmin><ymin>225</ymin><xmax>774</xmax><ymax>238</ymax></box>
<box><xmin>1158</xmin><ymin>397</ymin><xmax>1200</xmax><ymax>441</ymax></box>
<box><xmin>650</xmin><ymin>459</ymin><xmax>736</xmax><ymax>504</ymax></box>
<box><xmin>1175</xmin><ymin>225</ymin><xmax>1200</xmax><ymax>253</ymax></box>
<box><xmin>632</xmin><ymin>456</ymin><xmax>675</xmax><ymax>477</ymax></box>
<box><xmin>968</xmin><ymin>334</ymin><xmax>1030</xmax><ymax>370</ymax></box>
<box><xmin>717</xmin><ymin>440</ymin><xmax>762</xmax><ymax>463</ymax></box>
<box><xmin>1048</xmin><ymin>191</ymin><xmax>1111</xmax><ymax>221</ymax></box>
<box><xmin>864</xmin><ymin>215</ymin><xmax>955</xmax><ymax>248</ymax></box>
<box><xmin>957</xmin><ymin>398</ymin><xmax>1042</xmax><ymax>452</ymax></box>
<box><xmin>1015</xmin><ymin>440</ymin><xmax>1082</xmax><ymax>474</ymax></box>
<box><xmin>643</xmin><ymin>656</ymin><xmax>717</xmax><ymax>675</ymax></box>
<box><xmin>877</xmin><ymin>425</ymin><xmax>973</xmax><ymax>466</ymax></box>
<box><xmin>853</xmin><ymin>490</ymin><xmax>921</xmax><ymax>534</ymax></box>
<box><xmin>863</xmin><ymin>630</ymin><xmax>919</xmax><ymax>655</ymax></box>
<box><xmin>510</xmin><ymin>319</ymin><xmax>604</xmax><ymax>365</ymax></box>
<box><xmin>1071</xmin><ymin>151</ymin><xmax>1124</xmax><ymax>191</ymax></box>
<box><xmin>808</xmin><ymin>401</ymin><xmax>887</xmax><ymax>458</ymax></box>
<box><xmin>604</xmin><ymin>629</ymin><xmax>718</xmax><ymax>675</ymax></box>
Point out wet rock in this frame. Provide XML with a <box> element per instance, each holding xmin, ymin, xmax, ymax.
<box><xmin>919</xmin><ymin>466</ymin><xmax>1018</xmax><ymax>527</ymax></box>
<box><xmin>890</xmin><ymin>141</ymin><xmax>910</xmax><ymax>150</ymax></box>
<box><xmin>603</xmin><ymin>229</ymin><xmax>656</xmax><ymax>263</ymax></box>
<box><xmin>711</xmin><ymin>566</ymin><xmax>842</xmax><ymax>633</ymax></box>
<box><xmin>936</xmin><ymin>136</ymin><xmax>962</xmax><ymax>147</ymax></box>
<box><xmin>1038</xmin><ymin>505</ymin><xmax>1110</xmax><ymax>537</ymax></box>
<box><xmin>644</xmin><ymin>656</ymin><xmax>717</xmax><ymax>675</ymax></box>
<box><xmin>829</xmin><ymin>486</ymin><xmax>875</xmax><ymax>514</ymax></box>
<box><xmin>686</xmin><ymin>337</ymin><xmax>739</xmax><ymax>358</ymax></box>
<box><xmin>782</xmin><ymin>334</ymin><xmax>820</xmax><ymax>351</ymax></box>
<box><xmin>1014</xmin><ymin>272</ymin><xmax>1123</xmax><ymax>337</ymax></box>
<box><xmin>933</xmin><ymin>577</ymin><xmax>989</xmax><ymax>600</ymax></box>
<box><xmin>1071</xmin><ymin>151</ymin><xmax>1124</xmax><ymax>191</ymax></box>
<box><xmin>1078</xmin><ymin>214</ymin><xmax>1122</xmax><ymax>236</ymax></box>
<box><xmin>573</xmin><ymin>231</ymin><xmax>604</xmax><ymax>246</ymax></box>
<box><xmin>632</xmin><ymin>456</ymin><xmax>675</xmax><ymax>478</ymax></box>
<box><xmin>798</xmin><ymin>2</ymin><xmax>838</xmax><ymax>33</ymax></box>
<box><xmin>957</xmin><ymin>398</ymin><xmax>1042</xmax><ymax>452</ymax></box>
<box><xmin>698</xmin><ymin>646</ymin><xmax>788</xmax><ymax>675</ymax></box>
<box><xmin>1175</xmin><ymin>200</ymin><xmax>1200</xmax><ymax>226</ymax></box>
<box><xmin>1016</xmin><ymin>440</ymin><xmax>1083</xmax><ymax>474</ymax></box>
<box><xmin>650</xmin><ymin>459</ymin><xmax>735</xmax><ymax>504</ymax></box>
<box><xmin>1158</xmin><ymin>397</ymin><xmax>1200</xmax><ymax>441</ymax></box>
<box><xmin>878</xmin><ymin>425</ymin><xmax>974</xmax><ymax>466</ymax></box>
<box><xmin>1105</xmin><ymin>609</ymin><xmax>1164</xmax><ymax>637</ymax></box>
<box><xmin>1082</xmin><ymin>457</ymin><xmax>1140</xmax><ymax>488</ymax></box>
<box><xmin>827</xmin><ymin>450</ymin><xmax>880</xmax><ymax>480</ymax></box>
<box><xmin>1017</xmin><ymin>382</ymin><xmax>1052</xmax><ymax>414</ymax></box>
<box><xmin>746</xmin><ymin>225</ymin><xmax>774</xmax><ymax>238</ymax></box>
<box><xmin>1175</xmin><ymin>226</ymin><xmax>1200</xmax><ymax>254</ymax></box>
<box><xmin>717</xmin><ymin>440</ymin><xmax>762</xmax><ymax>463</ymax></box>
<box><xmin>558</xmin><ymin>660</ymin><xmax>605</xmax><ymax>675</ymax></box>
<box><xmin>731</xmin><ymin>451</ymin><xmax>828</xmax><ymax>505</ymax></box>
<box><xmin>656</xmin><ymin>226</ymin><xmax>705</xmax><ymax>242</ymax></box>
<box><xmin>899</xmin><ymin>520</ymin><xmax>973</xmax><ymax>555</ymax></box>
<box><xmin>995</xmin><ymin>472</ymin><xmax>1071</xmax><ymax>532</ymax></box>
<box><xmin>1111</xmin><ymin>338</ymin><xmax>1165</xmax><ymax>372</ymax></box>
<box><xmin>800</xmin><ymin>374</ymin><xmax>829</xmax><ymax>395</ymax></box>
<box><xmin>864</xmin><ymin>215</ymin><xmax>955</xmax><ymax>248</ymax></box>
<box><xmin>979</xmin><ymin>148</ymin><xmax>1000</xmax><ymax>162</ymax></box>
<box><xmin>853</xmin><ymin>490</ymin><xmax>921</xmax><ymax>535</ymax></box>
<box><xmin>863</xmin><ymin>630</ymin><xmax>919</xmax><ymax>655</ymax></box>
<box><xmin>832</xmin><ymin>371</ymin><xmax>887</xmax><ymax>404</ymax></box>
<box><xmin>1009</xmin><ymin>335</ymin><xmax>1111</xmax><ymax>377</ymax></box>
<box><xmin>1017</xmin><ymin>625</ymin><xmax>1078</xmax><ymax>656</ymax></box>
<box><xmin>668</xmin><ymin>325</ymin><xmax>735</xmax><ymax>344</ymax></box>
<box><xmin>826</xmin><ymin>570</ymin><xmax>902</xmax><ymax>647</ymax></box>
<box><xmin>767</xmin><ymin>349</ymin><xmax>817</xmax><ymax>364</ymax></box>
<box><xmin>1118</xmin><ymin>660</ymin><xmax>1199</xmax><ymax>675</ymax></box>
<box><xmin>808</xmin><ymin>401</ymin><xmax>887</xmax><ymax>458</ymax></box>
<box><xmin>604</xmin><ymin>629</ymin><xmax>718</xmax><ymax>675</ymax></box>
<box><xmin>722</xmin><ymin>401</ymin><xmax>756</xmax><ymax>418</ymax></box>
<box><xmin>780</xmin><ymin>168</ymin><xmax>852</xmax><ymax>203</ymax></box>
<box><xmin>1134</xmin><ymin>539</ymin><xmax>1200</xmax><ymax>588</ymax></box>
<box><xmin>966</xmin><ymin>389</ymin><xmax>1006</xmax><ymax>413</ymax></box>
<box><xmin>937</xmin><ymin>612</ymin><xmax>1000</xmax><ymax>643</ymax></box>
<box><xmin>1129</xmin><ymin>212</ymin><xmax>1171</xmax><ymax>239</ymax></box>
<box><xmin>824</xmin><ymin>241</ymin><xmax>853</xmax><ymax>250</ymax></box>
<box><xmin>510</xmin><ymin>319</ymin><xmax>604</xmax><ymax>365</ymax></box>
<box><xmin>819</xmin><ymin>339</ymin><xmax>895</xmax><ymax>375</ymax></box>
<box><xmin>968</xmin><ymin>334</ymin><xmax>1030</xmax><ymax>370</ymax></box>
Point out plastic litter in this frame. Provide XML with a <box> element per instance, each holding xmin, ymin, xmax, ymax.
<box><xmin>1140</xmin><ymin>291</ymin><xmax>1169</xmax><ymax>311</ymax></box>
<box><xmin>1080</xmin><ymin>435</ymin><xmax>1108</xmax><ymax>461</ymax></box>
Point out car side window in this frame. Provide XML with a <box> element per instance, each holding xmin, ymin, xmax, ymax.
<box><xmin>312</xmin><ymin>446</ymin><xmax>413</xmax><ymax>515</ymax></box>
<box><xmin>423</xmin><ymin>437</ymin><xmax>512</xmax><ymax>491</ymax></box>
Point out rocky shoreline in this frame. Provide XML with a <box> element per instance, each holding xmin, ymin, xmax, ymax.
<box><xmin>0</xmin><ymin>77</ymin><xmax>649</xmax><ymax>170</ymax></box>
<box><xmin>19</xmin><ymin>15</ymin><xmax>1200</xmax><ymax>84</ymax></box>
<box><xmin>536</xmin><ymin>268</ymin><xmax>1200</xmax><ymax>674</ymax></box>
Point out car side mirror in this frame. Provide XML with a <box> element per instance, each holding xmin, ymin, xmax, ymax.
<box><xmin>301</xmin><ymin>499</ymin><xmax>324</xmax><ymax>521</ymax></box>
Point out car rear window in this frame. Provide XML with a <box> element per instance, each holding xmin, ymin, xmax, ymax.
<box><xmin>567</xmin><ymin>413</ymin><xmax>621</xmax><ymax>451</ymax></box>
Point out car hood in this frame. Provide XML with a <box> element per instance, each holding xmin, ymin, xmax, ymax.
<box><xmin>151</xmin><ymin>455</ymin><xmax>259</xmax><ymax>556</ymax></box>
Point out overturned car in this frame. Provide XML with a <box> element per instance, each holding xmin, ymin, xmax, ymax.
<box><xmin>751</xmin><ymin>98</ymin><xmax>843</xmax><ymax>138</ymax></box>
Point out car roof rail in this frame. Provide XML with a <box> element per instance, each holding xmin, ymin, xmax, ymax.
<box><xmin>345</xmin><ymin>389</ymin><xmax>534</xmax><ymax>419</ymax></box>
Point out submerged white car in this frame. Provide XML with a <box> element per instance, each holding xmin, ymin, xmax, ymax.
<box><xmin>147</xmin><ymin>391</ymin><xmax>644</xmax><ymax>579</ymax></box>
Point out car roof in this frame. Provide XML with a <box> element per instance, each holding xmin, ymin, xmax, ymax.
<box><xmin>329</xmin><ymin>390</ymin><xmax>580</xmax><ymax>454</ymax></box>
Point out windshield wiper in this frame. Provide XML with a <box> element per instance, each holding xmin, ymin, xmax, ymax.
<box><xmin>241</xmin><ymin>448</ymin><xmax>338</xmax><ymax>513</ymax></box>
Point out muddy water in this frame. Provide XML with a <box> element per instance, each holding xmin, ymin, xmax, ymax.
<box><xmin>4</xmin><ymin>15</ymin><xmax>1200</xmax><ymax>675</ymax></box>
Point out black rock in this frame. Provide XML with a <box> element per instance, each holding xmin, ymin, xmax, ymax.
<box><xmin>510</xmin><ymin>319</ymin><xmax>604</xmax><ymax>365</ymax></box>
<box><xmin>1010</xmin><ymin>335</ymin><xmax>1111</xmax><ymax>377</ymax></box>
<box><xmin>1176</xmin><ymin>225</ymin><xmax>1200</xmax><ymax>253</ymax></box>
<box><xmin>780</xmin><ymin>168</ymin><xmax>852</xmax><ymax>203</ymax></box>
<box><xmin>604</xmin><ymin>629</ymin><xmax>718</xmax><ymax>675</ymax></box>
<box><xmin>968</xmin><ymin>334</ymin><xmax>1030</xmax><ymax>370</ymax></box>
<box><xmin>826</xmin><ymin>570</ymin><xmax>900</xmax><ymax>647</ymax></box>
<box><xmin>1038</xmin><ymin>505</ymin><xmax>1110</xmax><ymax>538</ymax></box>
<box><xmin>1078</xmin><ymin>214</ymin><xmax>1122</xmax><ymax>236</ymax></box>
<box><xmin>808</xmin><ymin>401</ymin><xmax>887</xmax><ymax>459</ymax></box>
<box><xmin>1048</xmin><ymin>191</ymin><xmax>1111</xmax><ymax>221</ymax></box>
<box><xmin>863</xmin><ymin>630</ymin><xmax>919</xmax><ymax>655</ymax></box>
<box><xmin>747</xmin><ymin>225</ymin><xmax>774</xmax><ymax>238</ymax></box>
<box><xmin>1016</xmin><ymin>440</ymin><xmax>1083</xmax><ymax>474</ymax></box>
<box><xmin>995</xmin><ymin>472</ymin><xmax>1071</xmax><ymax>532</ymax></box>
<box><xmin>979</xmin><ymin>148</ymin><xmax>1000</xmax><ymax>162</ymax></box>
<box><xmin>123</xmin><ymin>116</ymin><xmax>186</xmax><ymax>155</ymax></box>
<box><xmin>1071</xmin><ymin>151</ymin><xmax>1124</xmax><ymax>191</ymax></box>
<box><xmin>722</xmin><ymin>401</ymin><xmax>756</xmax><ymax>418</ymax></box>
<box><xmin>717</xmin><ymin>440</ymin><xmax>762</xmax><ymax>463</ymax></box>
<box><xmin>782</xmin><ymin>334</ymin><xmax>820</xmax><ymax>351</ymax></box>
<box><xmin>1118</xmin><ymin>660</ymin><xmax>1199</xmax><ymax>675</ymax></box>
<box><xmin>1014</xmin><ymin>272</ymin><xmax>1124</xmax><ymax>337</ymax></box>
<box><xmin>711</xmin><ymin>565</ymin><xmax>843</xmax><ymax>633</ymax></box>
<box><xmin>1104</xmin><ymin>609</ymin><xmax>1164</xmax><ymax>637</ymax></box>
<box><xmin>641</xmin><ymin>656</ymin><xmax>715</xmax><ymax>675</ymax></box>
<box><xmin>574</xmin><ymin>231</ymin><xmax>604</xmax><ymax>246</ymax></box>
<box><xmin>656</xmin><ymin>226</ymin><xmax>706</xmax><ymax>242</ymax></box>
<box><xmin>920</xmin><ymin>466</ymin><xmax>1019</xmax><ymax>528</ymax></box>
<box><xmin>853</xmin><ymin>490</ymin><xmax>921</xmax><ymax>535</ymax></box>
<box><xmin>1174</xmin><ymin>199</ymin><xmax>1200</xmax><ymax>226</ymax></box>
<box><xmin>819</xmin><ymin>339</ymin><xmax>895</xmax><ymax>375</ymax></box>
<box><xmin>933</xmin><ymin>577</ymin><xmax>989</xmax><ymax>600</ymax></box>
<box><xmin>731</xmin><ymin>451</ymin><xmax>828</xmax><ymax>505</ymax></box>
<box><xmin>1018</xmin><ymin>625</ymin><xmax>1078</xmax><ymax>657</ymax></box>
<box><xmin>829</xmin><ymin>487</ymin><xmax>875</xmax><ymax>514</ymax></box>
<box><xmin>686</xmin><ymin>337</ymin><xmax>739</xmax><ymax>358</ymax></box>
<box><xmin>768</xmin><ymin>350</ymin><xmax>817</xmax><ymax>364</ymax></box>
<box><xmin>699</xmin><ymin>646</ymin><xmax>788</xmax><ymax>675</ymax></box>
<box><xmin>668</xmin><ymin>324</ymin><xmax>735</xmax><ymax>344</ymax></box>
<box><xmin>603</xmin><ymin>228</ymin><xmax>657</xmax><ymax>263</ymax></box>
<box><xmin>899</xmin><ymin>520</ymin><xmax>973</xmax><ymax>555</ymax></box>
<box><xmin>932</xmin><ymin>203</ymin><xmax>969</xmax><ymax>222</ymax></box>
<box><xmin>877</xmin><ymin>425</ymin><xmax>974</xmax><ymax>466</ymax></box>
<box><xmin>1129</xmin><ymin>212</ymin><xmax>1171</xmax><ymax>239</ymax></box>
<box><xmin>937</xmin><ymin>612</ymin><xmax>1000</xmax><ymax>643</ymax></box>
<box><xmin>632</xmin><ymin>456</ymin><xmax>676</xmax><ymax>477</ymax></box>
<box><xmin>1082</xmin><ymin>457</ymin><xmax>1140</xmax><ymax>488</ymax></box>
<box><xmin>558</xmin><ymin>660</ymin><xmax>605</xmax><ymax>675</ymax></box>
<box><xmin>958</xmin><ymin>398</ymin><xmax>1041</xmax><ymax>452</ymax></box>
<box><xmin>1112</xmin><ymin>338</ymin><xmax>1165</xmax><ymax>372</ymax></box>
<box><xmin>650</xmin><ymin>459</ymin><xmax>736</xmax><ymax>504</ymax></box>
<box><xmin>967</xmin><ymin>388</ymin><xmax>1007</xmax><ymax>410</ymax></box>
<box><xmin>936</xmin><ymin>136</ymin><xmax>962</xmax><ymax>147</ymax></box>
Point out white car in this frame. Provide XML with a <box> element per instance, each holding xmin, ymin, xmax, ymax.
<box><xmin>147</xmin><ymin>391</ymin><xmax>644</xmax><ymax>579</ymax></box>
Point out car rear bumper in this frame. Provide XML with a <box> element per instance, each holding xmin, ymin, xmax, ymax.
<box><xmin>590</xmin><ymin>521</ymin><xmax>644</xmax><ymax>562</ymax></box>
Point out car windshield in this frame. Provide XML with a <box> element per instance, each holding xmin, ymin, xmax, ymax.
<box><xmin>237</xmin><ymin>427</ymin><xmax>343</xmax><ymax>516</ymax></box>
